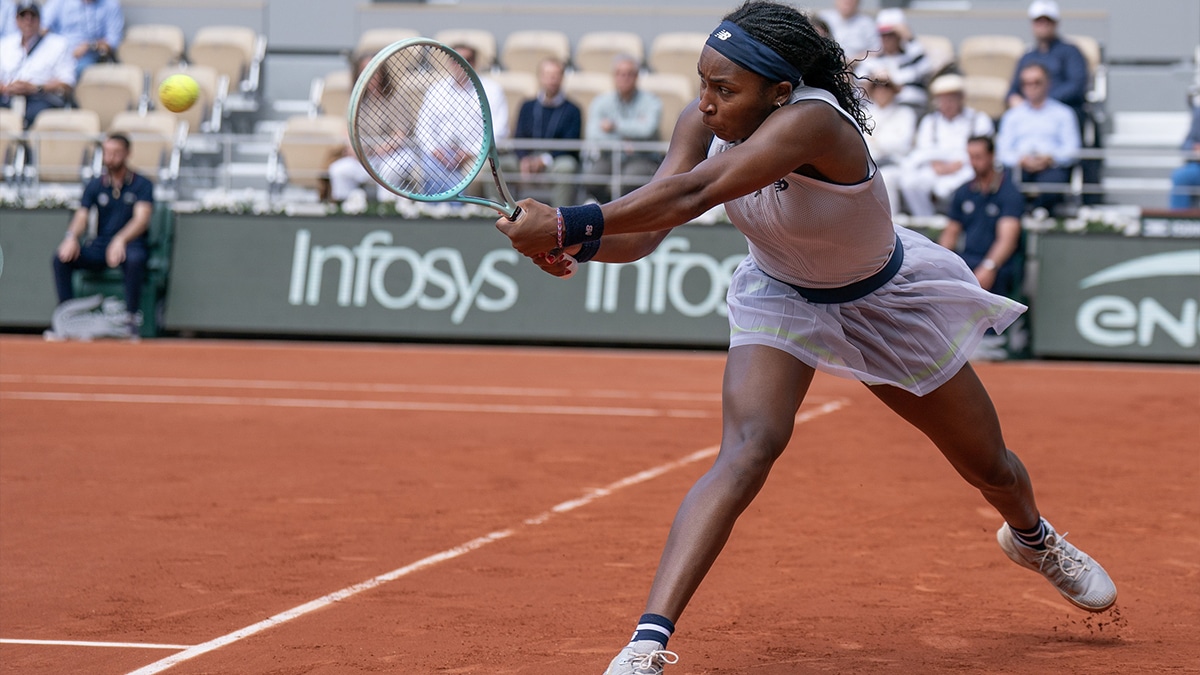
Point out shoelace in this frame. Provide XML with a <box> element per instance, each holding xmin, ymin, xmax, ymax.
<box><xmin>1036</xmin><ymin>532</ymin><xmax>1089</xmax><ymax>579</ymax></box>
<box><xmin>628</xmin><ymin>648</ymin><xmax>680</xmax><ymax>673</ymax></box>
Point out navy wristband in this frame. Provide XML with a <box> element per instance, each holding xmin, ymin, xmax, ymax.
<box><xmin>574</xmin><ymin>240</ymin><xmax>601</xmax><ymax>263</ymax></box>
<box><xmin>558</xmin><ymin>204</ymin><xmax>604</xmax><ymax>246</ymax></box>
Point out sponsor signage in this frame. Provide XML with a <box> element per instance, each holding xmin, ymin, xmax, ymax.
<box><xmin>1033</xmin><ymin>234</ymin><xmax>1200</xmax><ymax>361</ymax></box>
<box><xmin>0</xmin><ymin>209</ymin><xmax>73</xmax><ymax>326</ymax></box>
<box><xmin>163</xmin><ymin>214</ymin><xmax>749</xmax><ymax>346</ymax></box>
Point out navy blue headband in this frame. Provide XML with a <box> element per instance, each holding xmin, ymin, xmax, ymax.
<box><xmin>706</xmin><ymin>20</ymin><xmax>803</xmax><ymax>85</ymax></box>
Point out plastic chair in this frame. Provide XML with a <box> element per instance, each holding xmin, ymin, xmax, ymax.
<box><xmin>962</xmin><ymin>75</ymin><xmax>1010</xmax><ymax>121</ymax></box>
<box><xmin>354</xmin><ymin>28</ymin><xmax>420</xmax><ymax>61</ymax></box>
<box><xmin>0</xmin><ymin>107</ymin><xmax>26</xmax><ymax>181</ymax></box>
<box><xmin>958</xmin><ymin>35</ymin><xmax>1026</xmax><ymax>80</ymax></box>
<box><xmin>639</xmin><ymin>72</ymin><xmax>696</xmax><ymax>141</ymax></box>
<box><xmin>915</xmin><ymin>34</ymin><xmax>956</xmax><ymax>78</ymax></box>
<box><xmin>574</xmin><ymin>31</ymin><xmax>644</xmax><ymax>74</ymax></box>
<box><xmin>108</xmin><ymin>110</ymin><xmax>187</xmax><ymax>191</ymax></box>
<box><xmin>311</xmin><ymin>68</ymin><xmax>353</xmax><ymax>118</ymax></box>
<box><xmin>563</xmin><ymin>70</ymin><xmax>614</xmax><ymax>129</ymax></box>
<box><xmin>188</xmin><ymin>25</ymin><xmax>265</xmax><ymax>97</ymax></box>
<box><xmin>117</xmin><ymin>24</ymin><xmax>185</xmax><ymax>83</ymax></box>
<box><xmin>154</xmin><ymin>64</ymin><xmax>225</xmax><ymax>133</ymax></box>
<box><xmin>434</xmin><ymin>29</ymin><xmax>498</xmax><ymax>71</ymax></box>
<box><xmin>268</xmin><ymin>114</ymin><xmax>349</xmax><ymax>194</ymax></box>
<box><xmin>73</xmin><ymin>63</ymin><xmax>146</xmax><ymax>131</ymax></box>
<box><xmin>501</xmin><ymin>30</ymin><xmax>570</xmax><ymax>77</ymax></box>
<box><xmin>488</xmin><ymin>70</ymin><xmax>538</xmax><ymax>139</ymax></box>
<box><xmin>27</xmin><ymin>109</ymin><xmax>102</xmax><ymax>184</ymax></box>
<box><xmin>647</xmin><ymin>32</ymin><xmax>707</xmax><ymax>96</ymax></box>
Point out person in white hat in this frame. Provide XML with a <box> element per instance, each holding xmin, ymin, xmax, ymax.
<box><xmin>861</xmin><ymin>71</ymin><xmax>916</xmax><ymax>217</ymax></box>
<box><xmin>854</xmin><ymin>7</ymin><xmax>935</xmax><ymax>109</ymax></box>
<box><xmin>898</xmin><ymin>73</ymin><xmax>995</xmax><ymax>217</ymax></box>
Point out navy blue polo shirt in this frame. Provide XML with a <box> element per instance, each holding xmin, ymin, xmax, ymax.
<box><xmin>947</xmin><ymin>168</ymin><xmax>1025</xmax><ymax>272</ymax></box>
<box><xmin>81</xmin><ymin>171</ymin><xmax>154</xmax><ymax>244</ymax></box>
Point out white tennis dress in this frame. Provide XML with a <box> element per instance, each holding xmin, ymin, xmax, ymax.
<box><xmin>714</xmin><ymin>86</ymin><xmax>1025</xmax><ymax>396</ymax></box>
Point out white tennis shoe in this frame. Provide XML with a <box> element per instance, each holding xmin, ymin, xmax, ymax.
<box><xmin>997</xmin><ymin>521</ymin><xmax>1117</xmax><ymax>612</ymax></box>
<box><xmin>603</xmin><ymin>640</ymin><xmax>679</xmax><ymax>675</ymax></box>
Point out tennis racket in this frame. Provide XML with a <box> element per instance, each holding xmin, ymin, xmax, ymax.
<box><xmin>348</xmin><ymin>38</ymin><xmax>575</xmax><ymax>274</ymax></box>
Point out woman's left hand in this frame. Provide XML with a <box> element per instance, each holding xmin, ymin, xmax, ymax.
<box><xmin>495</xmin><ymin>198</ymin><xmax>560</xmax><ymax>259</ymax></box>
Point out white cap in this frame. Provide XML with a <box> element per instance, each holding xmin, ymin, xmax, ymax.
<box><xmin>876</xmin><ymin>8</ymin><xmax>907</xmax><ymax>34</ymax></box>
<box><xmin>1028</xmin><ymin>0</ymin><xmax>1060</xmax><ymax>21</ymax></box>
<box><xmin>929</xmin><ymin>74</ymin><xmax>965</xmax><ymax>96</ymax></box>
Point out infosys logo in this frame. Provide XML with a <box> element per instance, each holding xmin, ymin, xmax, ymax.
<box><xmin>1075</xmin><ymin>250</ymin><xmax>1200</xmax><ymax>349</ymax></box>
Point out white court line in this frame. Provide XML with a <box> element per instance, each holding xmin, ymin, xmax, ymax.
<box><xmin>0</xmin><ymin>391</ymin><xmax>715</xmax><ymax>419</ymax></box>
<box><xmin>119</xmin><ymin>399</ymin><xmax>847</xmax><ymax>675</ymax></box>
<box><xmin>0</xmin><ymin>639</ymin><xmax>191</xmax><ymax>650</ymax></box>
<box><xmin>0</xmin><ymin>374</ymin><xmax>722</xmax><ymax>402</ymax></box>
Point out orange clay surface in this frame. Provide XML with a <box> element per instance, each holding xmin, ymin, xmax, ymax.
<box><xmin>0</xmin><ymin>335</ymin><xmax>1197</xmax><ymax>674</ymax></box>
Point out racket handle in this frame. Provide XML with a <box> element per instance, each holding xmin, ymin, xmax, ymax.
<box><xmin>507</xmin><ymin>205</ymin><xmax>522</xmax><ymax>222</ymax></box>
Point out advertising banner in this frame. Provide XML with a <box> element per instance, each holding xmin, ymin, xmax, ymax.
<box><xmin>0</xmin><ymin>209</ymin><xmax>73</xmax><ymax>327</ymax></box>
<box><xmin>1033</xmin><ymin>234</ymin><xmax>1200</xmax><ymax>361</ymax></box>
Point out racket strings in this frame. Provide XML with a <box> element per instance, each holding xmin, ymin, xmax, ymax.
<box><xmin>353</xmin><ymin>45</ymin><xmax>489</xmax><ymax>198</ymax></box>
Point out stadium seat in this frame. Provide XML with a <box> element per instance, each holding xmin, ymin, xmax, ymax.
<box><xmin>647</xmin><ymin>32</ymin><xmax>707</xmax><ymax>96</ymax></box>
<box><xmin>117</xmin><ymin>24</ymin><xmax>185</xmax><ymax>84</ymax></box>
<box><xmin>154</xmin><ymin>64</ymin><xmax>225</xmax><ymax>133</ymax></box>
<box><xmin>915</xmin><ymin>34</ymin><xmax>956</xmax><ymax>79</ymax></box>
<box><xmin>434</xmin><ymin>29</ymin><xmax>498</xmax><ymax>71</ymax></box>
<box><xmin>962</xmin><ymin>74</ymin><xmax>1010</xmax><ymax>121</ymax></box>
<box><xmin>268</xmin><ymin>114</ymin><xmax>348</xmax><ymax>195</ymax></box>
<box><xmin>1067</xmin><ymin>33</ymin><xmax>1106</xmax><ymax>105</ymax></box>
<box><xmin>354</xmin><ymin>28</ymin><xmax>420</xmax><ymax>61</ymax></box>
<box><xmin>26</xmin><ymin>109</ymin><xmax>101</xmax><ymax>184</ymax></box>
<box><xmin>108</xmin><ymin>110</ymin><xmax>187</xmax><ymax>190</ymax></box>
<box><xmin>958</xmin><ymin>35</ymin><xmax>1026</xmax><ymax>80</ymax></box>
<box><xmin>487</xmin><ymin>70</ymin><xmax>538</xmax><ymax>139</ymax></box>
<box><xmin>501</xmin><ymin>30</ymin><xmax>570</xmax><ymax>77</ymax></box>
<box><xmin>311</xmin><ymin>68</ymin><xmax>354</xmax><ymax>118</ymax></box>
<box><xmin>574</xmin><ymin>31</ymin><xmax>644</xmax><ymax>74</ymax></box>
<box><xmin>563</xmin><ymin>70</ymin><xmax>613</xmax><ymax>129</ymax></box>
<box><xmin>188</xmin><ymin>25</ymin><xmax>265</xmax><ymax>98</ymax></box>
<box><xmin>639</xmin><ymin>72</ymin><xmax>696</xmax><ymax>141</ymax></box>
<box><xmin>0</xmin><ymin>108</ymin><xmax>25</xmax><ymax>183</ymax></box>
<box><xmin>74</xmin><ymin>63</ymin><xmax>146</xmax><ymax>131</ymax></box>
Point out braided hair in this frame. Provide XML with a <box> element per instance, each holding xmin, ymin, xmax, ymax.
<box><xmin>723</xmin><ymin>0</ymin><xmax>870</xmax><ymax>133</ymax></box>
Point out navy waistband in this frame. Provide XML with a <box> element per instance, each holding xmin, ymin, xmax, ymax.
<box><xmin>776</xmin><ymin>235</ymin><xmax>904</xmax><ymax>304</ymax></box>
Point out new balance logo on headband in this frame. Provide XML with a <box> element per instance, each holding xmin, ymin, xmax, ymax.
<box><xmin>714</xmin><ymin>29</ymin><xmax>732</xmax><ymax>40</ymax></box>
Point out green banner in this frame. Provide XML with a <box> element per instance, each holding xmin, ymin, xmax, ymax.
<box><xmin>0</xmin><ymin>208</ymin><xmax>73</xmax><ymax>327</ymax></box>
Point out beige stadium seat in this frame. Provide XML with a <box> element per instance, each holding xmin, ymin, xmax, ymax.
<box><xmin>574</xmin><ymin>31</ymin><xmax>644</xmax><ymax>74</ymax></box>
<box><xmin>962</xmin><ymin>74</ymin><xmax>1010</xmax><ymax>120</ymax></box>
<box><xmin>117</xmin><ymin>24</ymin><xmax>185</xmax><ymax>82</ymax></box>
<box><xmin>271</xmin><ymin>115</ymin><xmax>349</xmax><ymax>193</ymax></box>
<box><xmin>563</xmin><ymin>70</ymin><xmax>613</xmax><ymax>129</ymax></box>
<box><xmin>915</xmin><ymin>34</ymin><xmax>956</xmax><ymax>78</ymax></box>
<box><xmin>109</xmin><ymin>110</ymin><xmax>186</xmax><ymax>185</ymax></box>
<box><xmin>487</xmin><ymin>70</ymin><xmax>537</xmax><ymax>138</ymax></box>
<box><xmin>27</xmin><ymin>109</ymin><xmax>101</xmax><ymax>183</ymax></box>
<box><xmin>354</xmin><ymin>28</ymin><xmax>420</xmax><ymax>61</ymax></box>
<box><xmin>188</xmin><ymin>25</ymin><xmax>264</xmax><ymax>95</ymax></box>
<box><xmin>958</xmin><ymin>35</ymin><xmax>1026</xmax><ymax>80</ymax></box>
<box><xmin>0</xmin><ymin>108</ymin><xmax>25</xmax><ymax>180</ymax></box>
<box><xmin>648</xmin><ymin>32</ymin><xmax>707</xmax><ymax>95</ymax></box>
<box><xmin>312</xmin><ymin>68</ymin><xmax>353</xmax><ymax>118</ymax></box>
<box><xmin>74</xmin><ymin>63</ymin><xmax>145</xmax><ymax>131</ymax></box>
<box><xmin>639</xmin><ymin>72</ymin><xmax>696</xmax><ymax>141</ymax></box>
<box><xmin>501</xmin><ymin>30</ymin><xmax>570</xmax><ymax>77</ymax></box>
<box><xmin>434</xmin><ymin>29</ymin><xmax>497</xmax><ymax>71</ymax></box>
<box><xmin>154</xmin><ymin>64</ymin><xmax>225</xmax><ymax>132</ymax></box>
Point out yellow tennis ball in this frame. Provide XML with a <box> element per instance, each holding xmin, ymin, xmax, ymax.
<box><xmin>158</xmin><ymin>74</ymin><xmax>200</xmax><ymax>113</ymax></box>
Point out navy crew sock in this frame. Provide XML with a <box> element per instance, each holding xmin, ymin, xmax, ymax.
<box><xmin>1011</xmin><ymin>519</ymin><xmax>1049</xmax><ymax>550</ymax></box>
<box><xmin>631</xmin><ymin>613</ymin><xmax>675</xmax><ymax>648</ymax></box>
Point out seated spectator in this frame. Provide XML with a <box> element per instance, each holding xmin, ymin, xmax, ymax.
<box><xmin>582</xmin><ymin>53</ymin><xmax>662</xmax><ymax>203</ymax></box>
<box><xmin>52</xmin><ymin>132</ymin><xmax>153</xmax><ymax>335</ymax></box>
<box><xmin>899</xmin><ymin>74</ymin><xmax>995</xmax><ymax>217</ymax></box>
<box><xmin>502</xmin><ymin>57</ymin><xmax>581</xmax><ymax>207</ymax></box>
<box><xmin>1169</xmin><ymin>99</ymin><xmax>1200</xmax><ymax>210</ymax></box>
<box><xmin>941</xmin><ymin>135</ymin><xmax>1025</xmax><ymax>300</ymax></box>
<box><xmin>855</xmin><ymin>8</ymin><xmax>934</xmax><ymax>109</ymax></box>
<box><xmin>861</xmin><ymin>72</ymin><xmax>915</xmax><ymax>217</ymax></box>
<box><xmin>996</xmin><ymin>63</ymin><xmax>1079</xmax><ymax>214</ymax></box>
<box><xmin>0</xmin><ymin>1</ymin><xmax>75</xmax><ymax>128</ymax></box>
<box><xmin>41</xmin><ymin>0</ymin><xmax>124</xmax><ymax>80</ymax></box>
<box><xmin>817</xmin><ymin>0</ymin><xmax>878</xmax><ymax>64</ymax></box>
<box><xmin>328</xmin><ymin>52</ymin><xmax>397</xmax><ymax>203</ymax></box>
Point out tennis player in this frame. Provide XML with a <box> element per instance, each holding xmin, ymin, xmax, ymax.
<box><xmin>496</xmin><ymin>3</ymin><xmax>1117</xmax><ymax>673</ymax></box>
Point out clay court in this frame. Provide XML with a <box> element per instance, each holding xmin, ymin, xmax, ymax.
<box><xmin>0</xmin><ymin>336</ymin><xmax>1197</xmax><ymax>674</ymax></box>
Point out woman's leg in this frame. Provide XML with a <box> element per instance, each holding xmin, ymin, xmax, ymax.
<box><xmin>643</xmin><ymin>344</ymin><xmax>816</xmax><ymax>621</ymax></box>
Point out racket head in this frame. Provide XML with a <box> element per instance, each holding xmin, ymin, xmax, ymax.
<box><xmin>348</xmin><ymin>38</ymin><xmax>518</xmax><ymax>217</ymax></box>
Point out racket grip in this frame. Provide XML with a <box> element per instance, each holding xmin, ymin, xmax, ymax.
<box><xmin>507</xmin><ymin>205</ymin><xmax>522</xmax><ymax>222</ymax></box>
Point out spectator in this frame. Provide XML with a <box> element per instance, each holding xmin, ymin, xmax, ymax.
<box><xmin>1169</xmin><ymin>100</ymin><xmax>1200</xmax><ymax>210</ymax></box>
<box><xmin>0</xmin><ymin>0</ymin><xmax>75</xmax><ymax>128</ymax></box>
<box><xmin>503</xmin><ymin>57</ymin><xmax>582</xmax><ymax>207</ymax></box>
<box><xmin>0</xmin><ymin>0</ymin><xmax>17</xmax><ymax>39</ymax></box>
<box><xmin>41</xmin><ymin>0</ymin><xmax>124</xmax><ymax>80</ymax></box>
<box><xmin>899</xmin><ymin>74</ymin><xmax>995</xmax><ymax>217</ymax></box>
<box><xmin>582</xmin><ymin>53</ymin><xmax>662</xmax><ymax>203</ymax></box>
<box><xmin>855</xmin><ymin>8</ymin><xmax>934</xmax><ymax>109</ymax></box>
<box><xmin>817</xmin><ymin>0</ymin><xmax>878</xmax><ymax>64</ymax></box>
<box><xmin>52</xmin><ymin>132</ymin><xmax>153</xmax><ymax>334</ymax></box>
<box><xmin>941</xmin><ymin>135</ymin><xmax>1025</xmax><ymax>300</ymax></box>
<box><xmin>996</xmin><ymin>63</ymin><xmax>1079</xmax><ymax>214</ymax></box>
<box><xmin>327</xmin><ymin>52</ymin><xmax>402</xmax><ymax>203</ymax></box>
<box><xmin>861</xmin><ymin>72</ymin><xmax>915</xmax><ymax>217</ymax></box>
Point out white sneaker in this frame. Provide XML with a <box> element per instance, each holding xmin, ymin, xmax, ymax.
<box><xmin>603</xmin><ymin>640</ymin><xmax>679</xmax><ymax>675</ymax></box>
<box><xmin>997</xmin><ymin>521</ymin><xmax>1117</xmax><ymax>612</ymax></box>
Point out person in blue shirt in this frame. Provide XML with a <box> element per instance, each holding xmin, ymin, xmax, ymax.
<box><xmin>941</xmin><ymin>136</ymin><xmax>1025</xmax><ymax>299</ymax></box>
<box><xmin>504</xmin><ymin>57</ymin><xmax>583</xmax><ymax>207</ymax></box>
<box><xmin>996</xmin><ymin>63</ymin><xmax>1079</xmax><ymax>214</ymax></box>
<box><xmin>0</xmin><ymin>0</ymin><xmax>17</xmax><ymax>39</ymax></box>
<box><xmin>41</xmin><ymin>0</ymin><xmax>124</xmax><ymax>79</ymax></box>
<box><xmin>1168</xmin><ymin>100</ymin><xmax>1200</xmax><ymax>210</ymax></box>
<box><xmin>52</xmin><ymin>132</ymin><xmax>154</xmax><ymax>331</ymax></box>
